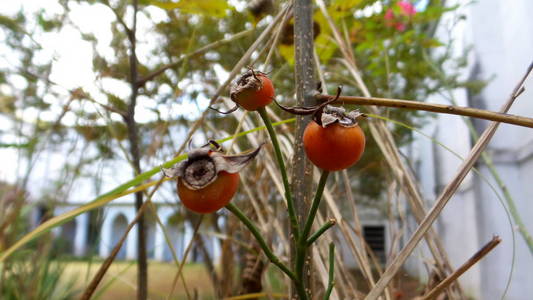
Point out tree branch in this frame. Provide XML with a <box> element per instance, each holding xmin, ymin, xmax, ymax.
<box><xmin>136</xmin><ymin>29</ymin><xmax>253</xmax><ymax>87</ymax></box>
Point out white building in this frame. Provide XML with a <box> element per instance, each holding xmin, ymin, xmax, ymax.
<box><xmin>407</xmin><ymin>1</ymin><xmax>533</xmax><ymax>299</ymax></box>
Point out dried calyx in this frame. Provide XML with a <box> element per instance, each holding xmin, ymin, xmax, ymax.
<box><xmin>163</xmin><ymin>141</ymin><xmax>262</xmax><ymax>190</ymax></box>
<box><xmin>319</xmin><ymin>105</ymin><xmax>363</xmax><ymax>127</ymax></box>
<box><xmin>274</xmin><ymin>85</ymin><xmax>364</xmax><ymax>127</ymax></box>
<box><xmin>230</xmin><ymin>69</ymin><xmax>266</xmax><ymax>100</ymax></box>
<box><xmin>209</xmin><ymin>69</ymin><xmax>268</xmax><ymax>115</ymax></box>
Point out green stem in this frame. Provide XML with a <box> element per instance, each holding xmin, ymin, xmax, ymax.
<box><xmin>295</xmin><ymin>170</ymin><xmax>330</xmax><ymax>299</ymax></box>
<box><xmin>225</xmin><ymin>203</ymin><xmax>297</xmax><ymax>282</ymax></box>
<box><xmin>324</xmin><ymin>243</ymin><xmax>335</xmax><ymax>300</ymax></box>
<box><xmin>301</xmin><ymin>170</ymin><xmax>330</xmax><ymax>241</ymax></box>
<box><xmin>257</xmin><ymin>107</ymin><xmax>299</xmax><ymax>240</ymax></box>
<box><xmin>307</xmin><ymin>219</ymin><xmax>336</xmax><ymax>246</ymax></box>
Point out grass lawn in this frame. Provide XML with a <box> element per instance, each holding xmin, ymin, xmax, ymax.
<box><xmin>63</xmin><ymin>260</ymin><xmax>215</xmax><ymax>300</ymax></box>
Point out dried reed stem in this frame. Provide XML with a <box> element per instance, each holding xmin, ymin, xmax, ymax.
<box><xmin>364</xmin><ymin>63</ymin><xmax>532</xmax><ymax>300</ymax></box>
<box><xmin>315</xmin><ymin>94</ymin><xmax>533</xmax><ymax>128</ymax></box>
<box><xmin>419</xmin><ymin>236</ymin><xmax>501</xmax><ymax>300</ymax></box>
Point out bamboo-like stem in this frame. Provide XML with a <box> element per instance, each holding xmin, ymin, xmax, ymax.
<box><xmin>315</xmin><ymin>94</ymin><xmax>533</xmax><ymax>128</ymax></box>
<box><xmin>324</xmin><ymin>243</ymin><xmax>336</xmax><ymax>300</ymax></box>
<box><xmin>257</xmin><ymin>108</ymin><xmax>299</xmax><ymax>240</ymax></box>
<box><xmin>420</xmin><ymin>236</ymin><xmax>502</xmax><ymax>300</ymax></box>
<box><xmin>307</xmin><ymin>219</ymin><xmax>336</xmax><ymax>246</ymax></box>
<box><xmin>225</xmin><ymin>203</ymin><xmax>297</xmax><ymax>282</ymax></box>
<box><xmin>293</xmin><ymin>0</ymin><xmax>318</xmax><ymax>297</ymax></box>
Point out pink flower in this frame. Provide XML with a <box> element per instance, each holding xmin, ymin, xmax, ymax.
<box><xmin>398</xmin><ymin>1</ymin><xmax>416</xmax><ymax>17</ymax></box>
<box><xmin>394</xmin><ymin>22</ymin><xmax>406</xmax><ymax>32</ymax></box>
<box><xmin>384</xmin><ymin>8</ymin><xmax>395</xmax><ymax>20</ymax></box>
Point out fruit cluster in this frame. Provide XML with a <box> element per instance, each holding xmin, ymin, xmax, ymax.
<box><xmin>165</xmin><ymin>70</ymin><xmax>366</xmax><ymax>213</ymax></box>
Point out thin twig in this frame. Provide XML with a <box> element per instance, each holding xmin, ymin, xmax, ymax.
<box><xmin>136</xmin><ymin>29</ymin><xmax>253</xmax><ymax>87</ymax></box>
<box><xmin>419</xmin><ymin>236</ymin><xmax>502</xmax><ymax>300</ymax></box>
<box><xmin>315</xmin><ymin>94</ymin><xmax>533</xmax><ymax>129</ymax></box>
<box><xmin>364</xmin><ymin>61</ymin><xmax>533</xmax><ymax>300</ymax></box>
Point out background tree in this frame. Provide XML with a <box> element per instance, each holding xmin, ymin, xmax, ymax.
<box><xmin>0</xmin><ymin>0</ymin><xmax>498</xmax><ymax>299</ymax></box>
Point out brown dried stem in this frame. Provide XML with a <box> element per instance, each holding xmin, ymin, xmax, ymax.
<box><xmin>364</xmin><ymin>62</ymin><xmax>532</xmax><ymax>300</ymax></box>
<box><xmin>79</xmin><ymin>200</ymin><xmax>150</xmax><ymax>300</ymax></box>
<box><xmin>315</xmin><ymin>94</ymin><xmax>533</xmax><ymax>128</ymax></box>
<box><xmin>419</xmin><ymin>236</ymin><xmax>502</xmax><ymax>300</ymax></box>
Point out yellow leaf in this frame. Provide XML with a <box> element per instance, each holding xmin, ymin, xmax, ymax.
<box><xmin>278</xmin><ymin>44</ymin><xmax>295</xmax><ymax>66</ymax></box>
<box><xmin>149</xmin><ymin>0</ymin><xmax>231</xmax><ymax>17</ymax></box>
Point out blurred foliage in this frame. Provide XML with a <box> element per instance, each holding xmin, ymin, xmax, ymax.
<box><xmin>0</xmin><ymin>183</ymin><xmax>77</xmax><ymax>300</ymax></box>
<box><xmin>0</xmin><ymin>0</ymin><xmax>477</xmax><ymax>235</ymax></box>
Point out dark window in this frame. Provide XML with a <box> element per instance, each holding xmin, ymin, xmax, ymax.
<box><xmin>363</xmin><ymin>225</ymin><xmax>386</xmax><ymax>264</ymax></box>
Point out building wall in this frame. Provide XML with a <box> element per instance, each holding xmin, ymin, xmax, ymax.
<box><xmin>412</xmin><ymin>0</ymin><xmax>533</xmax><ymax>299</ymax></box>
<box><xmin>49</xmin><ymin>204</ymin><xmax>220</xmax><ymax>263</ymax></box>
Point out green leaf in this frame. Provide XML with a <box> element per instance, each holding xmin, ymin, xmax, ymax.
<box><xmin>0</xmin><ymin>142</ymin><xmax>30</xmax><ymax>149</ymax></box>
<box><xmin>0</xmin><ymin>14</ymin><xmax>21</xmax><ymax>33</ymax></box>
<box><xmin>107</xmin><ymin>93</ymin><xmax>128</xmax><ymax>113</ymax></box>
<box><xmin>149</xmin><ymin>0</ymin><xmax>231</xmax><ymax>17</ymax></box>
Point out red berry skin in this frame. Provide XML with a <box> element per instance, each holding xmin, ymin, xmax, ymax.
<box><xmin>233</xmin><ymin>74</ymin><xmax>274</xmax><ymax>111</ymax></box>
<box><xmin>177</xmin><ymin>171</ymin><xmax>240</xmax><ymax>214</ymax></box>
<box><xmin>303</xmin><ymin>121</ymin><xmax>365</xmax><ymax>171</ymax></box>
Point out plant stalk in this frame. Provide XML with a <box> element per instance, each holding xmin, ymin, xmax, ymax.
<box><xmin>293</xmin><ymin>0</ymin><xmax>318</xmax><ymax>297</ymax></box>
<box><xmin>296</xmin><ymin>170</ymin><xmax>330</xmax><ymax>299</ymax></box>
<box><xmin>257</xmin><ymin>108</ymin><xmax>299</xmax><ymax>240</ymax></box>
<box><xmin>225</xmin><ymin>203</ymin><xmax>297</xmax><ymax>282</ymax></box>
<box><xmin>315</xmin><ymin>94</ymin><xmax>533</xmax><ymax>128</ymax></box>
<box><xmin>307</xmin><ymin>219</ymin><xmax>336</xmax><ymax>246</ymax></box>
<box><xmin>324</xmin><ymin>243</ymin><xmax>335</xmax><ymax>300</ymax></box>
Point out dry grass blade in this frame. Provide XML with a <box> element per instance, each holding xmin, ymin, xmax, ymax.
<box><xmin>167</xmin><ymin>215</ymin><xmax>204</xmax><ymax>300</ymax></box>
<box><xmin>80</xmin><ymin>200</ymin><xmax>150</xmax><ymax>300</ymax></box>
<box><xmin>174</xmin><ymin>3</ymin><xmax>292</xmax><ymax>156</ymax></box>
<box><xmin>136</xmin><ymin>28</ymin><xmax>253</xmax><ymax>87</ymax></box>
<box><xmin>419</xmin><ymin>236</ymin><xmax>502</xmax><ymax>300</ymax></box>
<box><xmin>316</xmin><ymin>1</ymin><xmax>463</xmax><ymax>296</ymax></box>
<box><xmin>316</xmin><ymin>94</ymin><xmax>533</xmax><ymax>128</ymax></box>
<box><xmin>364</xmin><ymin>64</ymin><xmax>532</xmax><ymax>300</ymax></box>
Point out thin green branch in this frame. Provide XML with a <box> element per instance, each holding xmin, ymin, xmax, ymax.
<box><xmin>324</xmin><ymin>243</ymin><xmax>335</xmax><ymax>300</ymax></box>
<box><xmin>307</xmin><ymin>219</ymin><xmax>336</xmax><ymax>246</ymax></box>
<box><xmin>296</xmin><ymin>170</ymin><xmax>330</xmax><ymax>300</ymax></box>
<box><xmin>301</xmin><ymin>170</ymin><xmax>330</xmax><ymax>241</ymax></box>
<box><xmin>257</xmin><ymin>107</ymin><xmax>299</xmax><ymax>240</ymax></box>
<box><xmin>225</xmin><ymin>203</ymin><xmax>297</xmax><ymax>282</ymax></box>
